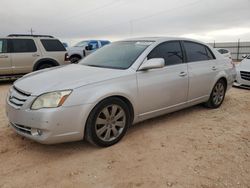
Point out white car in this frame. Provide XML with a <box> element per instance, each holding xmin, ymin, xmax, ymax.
<box><xmin>216</xmin><ymin>48</ymin><xmax>232</xmax><ymax>59</ymax></box>
<box><xmin>68</xmin><ymin>40</ymin><xmax>110</xmax><ymax>63</ymax></box>
<box><xmin>234</xmin><ymin>55</ymin><xmax>250</xmax><ymax>89</ymax></box>
<box><xmin>6</xmin><ymin>37</ymin><xmax>236</xmax><ymax>147</ymax></box>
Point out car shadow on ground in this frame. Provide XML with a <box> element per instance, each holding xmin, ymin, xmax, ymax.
<box><xmin>0</xmin><ymin>80</ymin><xmax>15</xmax><ymax>85</ymax></box>
<box><xmin>10</xmin><ymin>104</ymin><xmax>208</xmax><ymax>156</ymax></box>
<box><xmin>232</xmin><ymin>85</ymin><xmax>250</xmax><ymax>90</ymax></box>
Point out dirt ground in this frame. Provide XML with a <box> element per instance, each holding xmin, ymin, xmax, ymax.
<box><xmin>0</xmin><ymin>82</ymin><xmax>249</xmax><ymax>188</ymax></box>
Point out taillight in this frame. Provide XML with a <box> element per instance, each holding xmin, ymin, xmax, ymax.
<box><xmin>230</xmin><ymin>60</ymin><xmax>235</xmax><ymax>68</ymax></box>
<box><xmin>65</xmin><ymin>53</ymin><xmax>69</xmax><ymax>61</ymax></box>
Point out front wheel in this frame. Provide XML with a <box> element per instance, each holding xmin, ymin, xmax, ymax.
<box><xmin>205</xmin><ymin>79</ymin><xmax>226</xmax><ymax>108</ymax></box>
<box><xmin>85</xmin><ymin>98</ymin><xmax>131</xmax><ymax>147</ymax></box>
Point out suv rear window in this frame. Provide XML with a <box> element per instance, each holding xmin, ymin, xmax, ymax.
<box><xmin>184</xmin><ymin>41</ymin><xmax>215</xmax><ymax>62</ymax></box>
<box><xmin>218</xmin><ymin>49</ymin><xmax>229</xmax><ymax>54</ymax></box>
<box><xmin>41</xmin><ymin>39</ymin><xmax>66</xmax><ymax>52</ymax></box>
<box><xmin>11</xmin><ymin>39</ymin><xmax>37</xmax><ymax>53</ymax></box>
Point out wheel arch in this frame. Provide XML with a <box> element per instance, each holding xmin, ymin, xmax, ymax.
<box><xmin>33</xmin><ymin>58</ymin><xmax>59</xmax><ymax>71</ymax></box>
<box><xmin>69</xmin><ymin>54</ymin><xmax>82</xmax><ymax>59</ymax></box>
<box><xmin>88</xmin><ymin>95</ymin><xmax>135</xmax><ymax>125</ymax></box>
<box><xmin>218</xmin><ymin>77</ymin><xmax>228</xmax><ymax>90</ymax></box>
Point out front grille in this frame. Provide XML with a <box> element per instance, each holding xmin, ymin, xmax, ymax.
<box><xmin>240</xmin><ymin>71</ymin><xmax>250</xmax><ymax>81</ymax></box>
<box><xmin>11</xmin><ymin>123</ymin><xmax>31</xmax><ymax>135</ymax></box>
<box><xmin>9</xmin><ymin>86</ymin><xmax>31</xmax><ymax>108</ymax></box>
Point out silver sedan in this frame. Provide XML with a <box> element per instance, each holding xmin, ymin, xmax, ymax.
<box><xmin>6</xmin><ymin>37</ymin><xmax>236</xmax><ymax>147</ymax></box>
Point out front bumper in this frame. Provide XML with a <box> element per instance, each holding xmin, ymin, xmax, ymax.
<box><xmin>233</xmin><ymin>69</ymin><xmax>250</xmax><ymax>89</ymax></box>
<box><xmin>6</xmin><ymin>99</ymin><xmax>92</xmax><ymax>144</ymax></box>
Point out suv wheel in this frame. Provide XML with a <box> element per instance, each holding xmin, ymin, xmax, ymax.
<box><xmin>205</xmin><ymin>79</ymin><xmax>226</xmax><ymax>108</ymax></box>
<box><xmin>85</xmin><ymin>98</ymin><xmax>131</xmax><ymax>147</ymax></box>
<box><xmin>70</xmin><ymin>56</ymin><xmax>81</xmax><ymax>64</ymax></box>
<box><xmin>37</xmin><ymin>63</ymin><xmax>53</xmax><ymax>70</ymax></box>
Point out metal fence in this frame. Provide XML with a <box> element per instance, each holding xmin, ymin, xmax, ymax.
<box><xmin>208</xmin><ymin>40</ymin><xmax>250</xmax><ymax>61</ymax></box>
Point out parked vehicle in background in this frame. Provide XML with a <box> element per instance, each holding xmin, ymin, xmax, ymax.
<box><xmin>6</xmin><ymin>37</ymin><xmax>236</xmax><ymax>147</ymax></box>
<box><xmin>68</xmin><ymin>40</ymin><xmax>110</xmax><ymax>63</ymax></box>
<box><xmin>216</xmin><ymin>48</ymin><xmax>232</xmax><ymax>59</ymax></box>
<box><xmin>234</xmin><ymin>54</ymin><xmax>250</xmax><ymax>89</ymax></box>
<box><xmin>0</xmin><ymin>34</ymin><xmax>70</xmax><ymax>79</ymax></box>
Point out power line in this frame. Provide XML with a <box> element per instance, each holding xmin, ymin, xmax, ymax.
<box><xmin>77</xmin><ymin>0</ymin><xmax>202</xmax><ymax>36</ymax></box>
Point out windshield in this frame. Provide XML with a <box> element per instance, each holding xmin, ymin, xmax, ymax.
<box><xmin>74</xmin><ymin>41</ymin><xmax>89</xmax><ymax>47</ymax></box>
<box><xmin>79</xmin><ymin>41</ymin><xmax>152</xmax><ymax>69</ymax></box>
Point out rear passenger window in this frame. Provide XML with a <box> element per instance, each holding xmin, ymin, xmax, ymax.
<box><xmin>0</xmin><ymin>39</ymin><xmax>7</xmax><ymax>53</ymax></box>
<box><xmin>206</xmin><ymin>48</ymin><xmax>215</xmax><ymax>60</ymax></box>
<box><xmin>11</xmin><ymin>39</ymin><xmax>37</xmax><ymax>53</ymax></box>
<box><xmin>148</xmin><ymin>41</ymin><xmax>184</xmax><ymax>66</ymax></box>
<box><xmin>184</xmin><ymin>41</ymin><xmax>215</xmax><ymax>62</ymax></box>
<box><xmin>41</xmin><ymin>39</ymin><xmax>66</xmax><ymax>52</ymax></box>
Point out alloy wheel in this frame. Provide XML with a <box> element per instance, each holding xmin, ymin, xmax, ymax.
<box><xmin>95</xmin><ymin>104</ymin><xmax>126</xmax><ymax>142</ymax></box>
<box><xmin>212</xmin><ymin>82</ymin><xmax>225</xmax><ymax>106</ymax></box>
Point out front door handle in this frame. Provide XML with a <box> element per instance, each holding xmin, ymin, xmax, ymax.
<box><xmin>179</xmin><ymin>72</ymin><xmax>187</xmax><ymax>77</ymax></box>
<box><xmin>0</xmin><ymin>55</ymin><xmax>8</xmax><ymax>58</ymax></box>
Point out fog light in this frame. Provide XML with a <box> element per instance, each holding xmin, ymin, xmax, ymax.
<box><xmin>37</xmin><ymin>129</ymin><xmax>43</xmax><ymax>136</ymax></box>
<box><xmin>31</xmin><ymin>129</ymin><xmax>43</xmax><ymax>136</ymax></box>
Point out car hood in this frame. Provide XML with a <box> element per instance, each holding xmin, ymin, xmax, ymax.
<box><xmin>238</xmin><ymin>59</ymin><xmax>250</xmax><ymax>70</ymax></box>
<box><xmin>14</xmin><ymin>64</ymin><xmax>129</xmax><ymax>96</ymax></box>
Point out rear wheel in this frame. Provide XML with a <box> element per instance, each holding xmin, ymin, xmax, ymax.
<box><xmin>37</xmin><ymin>63</ymin><xmax>53</xmax><ymax>70</ymax></box>
<box><xmin>205</xmin><ymin>79</ymin><xmax>226</xmax><ymax>108</ymax></box>
<box><xmin>85</xmin><ymin>98</ymin><xmax>131</xmax><ymax>147</ymax></box>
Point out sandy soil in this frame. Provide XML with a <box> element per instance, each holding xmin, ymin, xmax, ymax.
<box><xmin>0</xmin><ymin>82</ymin><xmax>249</xmax><ymax>188</ymax></box>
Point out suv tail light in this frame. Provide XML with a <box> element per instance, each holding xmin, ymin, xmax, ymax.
<box><xmin>65</xmin><ymin>53</ymin><xmax>69</xmax><ymax>61</ymax></box>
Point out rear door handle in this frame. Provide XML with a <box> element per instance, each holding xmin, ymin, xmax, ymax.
<box><xmin>212</xmin><ymin>66</ymin><xmax>217</xmax><ymax>71</ymax></box>
<box><xmin>179</xmin><ymin>72</ymin><xmax>187</xmax><ymax>77</ymax></box>
<box><xmin>0</xmin><ymin>55</ymin><xmax>8</xmax><ymax>58</ymax></box>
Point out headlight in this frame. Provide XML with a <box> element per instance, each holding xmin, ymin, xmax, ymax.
<box><xmin>31</xmin><ymin>90</ymin><xmax>72</xmax><ymax>110</ymax></box>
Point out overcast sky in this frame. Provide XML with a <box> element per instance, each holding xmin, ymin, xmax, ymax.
<box><xmin>1</xmin><ymin>0</ymin><xmax>250</xmax><ymax>45</ymax></box>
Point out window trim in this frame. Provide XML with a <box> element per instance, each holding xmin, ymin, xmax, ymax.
<box><xmin>9</xmin><ymin>39</ymin><xmax>37</xmax><ymax>53</ymax></box>
<box><xmin>182</xmin><ymin>40</ymin><xmax>216</xmax><ymax>63</ymax></box>
<box><xmin>147</xmin><ymin>40</ymin><xmax>185</xmax><ymax>67</ymax></box>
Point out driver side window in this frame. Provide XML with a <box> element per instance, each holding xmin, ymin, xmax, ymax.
<box><xmin>88</xmin><ymin>41</ymin><xmax>99</xmax><ymax>50</ymax></box>
<box><xmin>148</xmin><ymin>41</ymin><xmax>184</xmax><ymax>66</ymax></box>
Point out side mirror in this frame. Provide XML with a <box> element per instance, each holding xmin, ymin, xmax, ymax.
<box><xmin>139</xmin><ymin>58</ymin><xmax>165</xmax><ymax>71</ymax></box>
<box><xmin>85</xmin><ymin>45</ymin><xmax>93</xmax><ymax>51</ymax></box>
<box><xmin>242</xmin><ymin>54</ymin><xmax>247</xmax><ymax>59</ymax></box>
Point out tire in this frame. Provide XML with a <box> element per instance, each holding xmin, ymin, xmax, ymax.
<box><xmin>70</xmin><ymin>56</ymin><xmax>81</xmax><ymax>64</ymax></box>
<box><xmin>85</xmin><ymin>97</ymin><xmax>131</xmax><ymax>147</ymax></box>
<box><xmin>205</xmin><ymin>79</ymin><xmax>226</xmax><ymax>108</ymax></box>
<box><xmin>37</xmin><ymin>63</ymin><xmax>53</xmax><ymax>70</ymax></box>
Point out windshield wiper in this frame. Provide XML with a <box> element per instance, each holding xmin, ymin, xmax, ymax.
<box><xmin>85</xmin><ymin>64</ymin><xmax>104</xmax><ymax>68</ymax></box>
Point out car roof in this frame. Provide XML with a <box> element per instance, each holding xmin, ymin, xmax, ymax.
<box><xmin>124</xmin><ymin>37</ymin><xmax>197</xmax><ymax>42</ymax></box>
<box><xmin>121</xmin><ymin>37</ymin><xmax>208</xmax><ymax>45</ymax></box>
